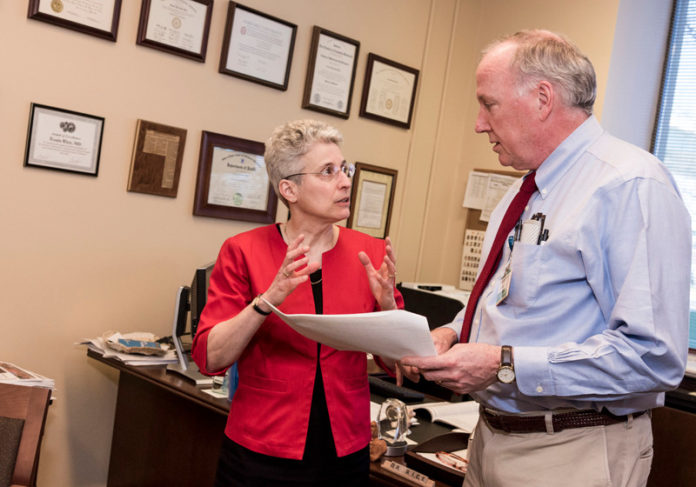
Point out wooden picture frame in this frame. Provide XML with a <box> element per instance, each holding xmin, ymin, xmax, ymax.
<box><xmin>359</xmin><ymin>53</ymin><xmax>419</xmax><ymax>129</ymax></box>
<box><xmin>302</xmin><ymin>26</ymin><xmax>360</xmax><ymax>119</ymax></box>
<box><xmin>127</xmin><ymin>120</ymin><xmax>187</xmax><ymax>197</ymax></box>
<box><xmin>136</xmin><ymin>0</ymin><xmax>213</xmax><ymax>62</ymax></box>
<box><xmin>347</xmin><ymin>162</ymin><xmax>398</xmax><ymax>239</ymax></box>
<box><xmin>27</xmin><ymin>0</ymin><xmax>122</xmax><ymax>42</ymax></box>
<box><xmin>193</xmin><ymin>131</ymin><xmax>278</xmax><ymax>223</ymax></box>
<box><xmin>24</xmin><ymin>103</ymin><xmax>104</xmax><ymax>177</ymax></box>
<box><xmin>219</xmin><ymin>2</ymin><xmax>297</xmax><ymax>91</ymax></box>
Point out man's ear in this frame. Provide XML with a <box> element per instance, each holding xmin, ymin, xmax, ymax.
<box><xmin>279</xmin><ymin>179</ymin><xmax>298</xmax><ymax>204</ymax></box>
<box><xmin>536</xmin><ymin>80</ymin><xmax>554</xmax><ymax>120</ymax></box>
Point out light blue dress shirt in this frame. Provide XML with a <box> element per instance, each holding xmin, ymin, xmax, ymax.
<box><xmin>447</xmin><ymin>116</ymin><xmax>691</xmax><ymax>415</ymax></box>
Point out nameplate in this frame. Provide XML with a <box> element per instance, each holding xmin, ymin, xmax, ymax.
<box><xmin>381</xmin><ymin>459</ymin><xmax>435</xmax><ymax>487</ymax></box>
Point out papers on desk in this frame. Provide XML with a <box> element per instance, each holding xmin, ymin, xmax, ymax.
<box><xmin>262</xmin><ymin>300</ymin><xmax>437</xmax><ymax>361</ymax></box>
<box><xmin>80</xmin><ymin>332</ymin><xmax>177</xmax><ymax>366</ymax></box>
<box><xmin>0</xmin><ymin>361</ymin><xmax>54</xmax><ymax>389</ymax></box>
<box><xmin>686</xmin><ymin>351</ymin><xmax>696</xmax><ymax>378</ymax></box>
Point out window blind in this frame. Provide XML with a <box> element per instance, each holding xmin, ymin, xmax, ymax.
<box><xmin>652</xmin><ymin>0</ymin><xmax>696</xmax><ymax>348</ymax></box>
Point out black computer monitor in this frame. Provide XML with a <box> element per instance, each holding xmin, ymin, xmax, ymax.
<box><xmin>190</xmin><ymin>261</ymin><xmax>215</xmax><ymax>338</ymax></box>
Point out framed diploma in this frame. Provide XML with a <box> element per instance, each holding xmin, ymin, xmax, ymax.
<box><xmin>347</xmin><ymin>162</ymin><xmax>398</xmax><ymax>239</ymax></box>
<box><xmin>24</xmin><ymin>103</ymin><xmax>104</xmax><ymax>177</ymax></box>
<box><xmin>219</xmin><ymin>2</ymin><xmax>297</xmax><ymax>91</ymax></box>
<box><xmin>136</xmin><ymin>0</ymin><xmax>213</xmax><ymax>62</ymax></box>
<box><xmin>193</xmin><ymin>131</ymin><xmax>278</xmax><ymax>223</ymax></box>
<box><xmin>27</xmin><ymin>0</ymin><xmax>122</xmax><ymax>42</ymax></box>
<box><xmin>359</xmin><ymin>53</ymin><xmax>420</xmax><ymax>129</ymax></box>
<box><xmin>302</xmin><ymin>26</ymin><xmax>360</xmax><ymax>119</ymax></box>
<box><xmin>127</xmin><ymin>120</ymin><xmax>187</xmax><ymax>197</ymax></box>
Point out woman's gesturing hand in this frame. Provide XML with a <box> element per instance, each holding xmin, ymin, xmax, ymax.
<box><xmin>263</xmin><ymin>234</ymin><xmax>320</xmax><ymax>307</ymax></box>
<box><xmin>358</xmin><ymin>236</ymin><xmax>397</xmax><ymax>311</ymax></box>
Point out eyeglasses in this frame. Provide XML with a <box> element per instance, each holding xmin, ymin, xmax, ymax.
<box><xmin>435</xmin><ymin>451</ymin><xmax>469</xmax><ymax>473</ymax></box>
<box><xmin>283</xmin><ymin>161</ymin><xmax>355</xmax><ymax>180</ymax></box>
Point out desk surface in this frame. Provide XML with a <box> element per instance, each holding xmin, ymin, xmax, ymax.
<box><xmin>89</xmin><ymin>350</ymin><xmax>461</xmax><ymax>487</ymax></box>
<box><xmin>88</xmin><ymin>349</ymin><xmax>228</xmax><ymax>415</ymax></box>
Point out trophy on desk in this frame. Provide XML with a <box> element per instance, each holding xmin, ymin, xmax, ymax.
<box><xmin>377</xmin><ymin>398</ymin><xmax>410</xmax><ymax>456</ymax></box>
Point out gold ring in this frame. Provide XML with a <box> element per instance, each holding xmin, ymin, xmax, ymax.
<box><xmin>388</xmin><ymin>274</ymin><xmax>395</xmax><ymax>279</ymax></box>
<box><xmin>283</xmin><ymin>270</ymin><xmax>291</xmax><ymax>278</ymax></box>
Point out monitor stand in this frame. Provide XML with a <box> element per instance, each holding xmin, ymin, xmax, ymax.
<box><xmin>166</xmin><ymin>358</ymin><xmax>213</xmax><ymax>387</ymax></box>
<box><xmin>165</xmin><ymin>286</ymin><xmax>214</xmax><ymax>387</ymax></box>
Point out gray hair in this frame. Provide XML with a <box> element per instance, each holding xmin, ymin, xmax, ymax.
<box><xmin>484</xmin><ymin>29</ymin><xmax>596</xmax><ymax>115</ymax></box>
<box><xmin>264</xmin><ymin>119</ymin><xmax>343</xmax><ymax>207</ymax></box>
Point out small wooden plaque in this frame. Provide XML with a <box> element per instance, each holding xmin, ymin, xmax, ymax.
<box><xmin>128</xmin><ymin>120</ymin><xmax>187</xmax><ymax>198</ymax></box>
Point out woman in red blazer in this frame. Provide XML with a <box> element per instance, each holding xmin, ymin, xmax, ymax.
<box><xmin>191</xmin><ymin>119</ymin><xmax>403</xmax><ymax>486</ymax></box>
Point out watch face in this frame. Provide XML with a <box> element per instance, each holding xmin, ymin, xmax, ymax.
<box><xmin>497</xmin><ymin>366</ymin><xmax>515</xmax><ymax>384</ymax></box>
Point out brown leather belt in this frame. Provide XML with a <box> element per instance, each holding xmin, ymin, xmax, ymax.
<box><xmin>482</xmin><ymin>408</ymin><xmax>647</xmax><ymax>434</ymax></box>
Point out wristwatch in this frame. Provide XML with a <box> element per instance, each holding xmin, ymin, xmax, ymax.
<box><xmin>497</xmin><ymin>345</ymin><xmax>515</xmax><ymax>383</ymax></box>
<box><xmin>252</xmin><ymin>295</ymin><xmax>271</xmax><ymax>316</ymax></box>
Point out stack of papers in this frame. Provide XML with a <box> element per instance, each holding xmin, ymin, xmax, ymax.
<box><xmin>262</xmin><ymin>300</ymin><xmax>437</xmax><ymax>361</ymax></box>
<box><xmin>81</xmin><ymin>331</ymin><xmax>177</xmax><ymax>366</ymax></box>
<box><xmin>0</xmin><ymin>361</ymin><xmax>54</xmax><ymax>389</ymax></box>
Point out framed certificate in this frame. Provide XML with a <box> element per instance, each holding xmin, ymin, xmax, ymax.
<box><xmin>136</xmin><ymin>0</ymin><xmax>213</xmax><ymax>62</ymax></box>
<box><xmin>193</xmin><ymin>131</ymin><xmax>278</xmax><ymax>223</ymax></box>
<box><xmin>302</xmin><ymin>26</ymin><xmax>360</xmax><ymax>119</ymax></box>
<box><xmin>219</xmin><ymin>2</ymin><xmax>297</xmax><ymax>91</ymax></box>
<box><xmin>127</xmin><ymin>120</ymin><xmax>187</xmax><ymax>197</ymax></box>
<box><xmin>27</xmin><ymin>0</ymin><xmax>122</xmax><ymax>41</ymax></box>
<box><xmin>347</xmin><ymin>162</ymin><xmax>398</xmax><ymax>239</ymax></box>
<box><xmin>24</xmin><ymin>103</ymin><xmax>104</xmax><ymax>177</ymax></box>
<box><xmin>359</xmin><ymin>53</ymin><xmax>420</xmax><ymax>129</ymax></box>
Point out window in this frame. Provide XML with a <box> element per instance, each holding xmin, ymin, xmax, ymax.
<box><xmin>652</xmin><ymin>0</ymin><xmax>696</xmax><ymax>349</ymax></box>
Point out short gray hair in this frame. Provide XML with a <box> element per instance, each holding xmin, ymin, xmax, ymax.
<box><xmin>264</xmin><ymin>119</ymin><xmax>343</xmax><ymax>207</ymax></box>
<box><xmin>484</xmin><ymin>29</ymin><xmax>596</xmax><ymax>115</ymax></box>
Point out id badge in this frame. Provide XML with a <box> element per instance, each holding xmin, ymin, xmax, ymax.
<box><xmin>496</xmin><ymin>262</ymin><xmax>512</xmax><ymax>305</ymax></box>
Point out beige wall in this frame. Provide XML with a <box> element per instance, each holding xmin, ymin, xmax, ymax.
<box><xmin>0</xmin><ymin>1</ymin><xmax>620</xmax><ymax>485</ymax></box>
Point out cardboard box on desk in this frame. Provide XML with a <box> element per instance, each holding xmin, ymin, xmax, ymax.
<box><xmin>405</xmin><ymin>432</ymin><xmax>469</xmax><ymax>486</ymax></box>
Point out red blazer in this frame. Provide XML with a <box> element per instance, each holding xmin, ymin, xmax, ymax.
<box><xmin>191</xmin><ymin>224</ymin><xmax>404</xmax><ymax>459</ymax></box>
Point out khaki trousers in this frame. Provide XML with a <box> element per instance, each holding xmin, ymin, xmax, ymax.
<box><xmin>462</xmin><ymin>411</ymin><xmax>653</xmax><ymax>487</ymax></box>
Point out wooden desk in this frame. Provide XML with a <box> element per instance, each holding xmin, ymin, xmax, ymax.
<box><xmin>647</xmin><ymin>376</ymin><xmax>696</xmax><ymax>487</ymax></box>
<box><xmin>88</xmin><ymin>351</ymin><xmax>458</xmax><ymax>487</ymax></box>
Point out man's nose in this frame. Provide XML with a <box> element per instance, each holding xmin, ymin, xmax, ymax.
<box><xmin>475</xmin><ymin>108</ymin><xmax>489</xmax><ymax>133</ymax></box>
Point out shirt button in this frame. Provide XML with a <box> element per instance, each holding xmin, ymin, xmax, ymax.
<box><xmin>536</xmin><ymin>385</ymin><xmax>543</xmax><ymax>393</ymax></box>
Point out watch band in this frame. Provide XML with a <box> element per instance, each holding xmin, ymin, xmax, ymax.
<box><xmin>252</xmin><ymin>295</ymin><xmax>271</xmax><ymax>316</ymax></box>
<box><xmin>501</xmin><ymin>345</ymin><xmax>513</xmax><ymax>367</ymax></box>
<box><xmin>497</xmin><ymin>345</ymin><xmax>515</xmax><ymax>383</ymax></box>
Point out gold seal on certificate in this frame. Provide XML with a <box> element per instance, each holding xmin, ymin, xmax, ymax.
<box><xmin>172</xmin><ymin>16</ymin><xmax>181</xmax><ymax>29</ymax></box>
<box><xmin>51</xmin><ymin>0</ymin><xmax>63</xmax><ymax>13</ymax></box>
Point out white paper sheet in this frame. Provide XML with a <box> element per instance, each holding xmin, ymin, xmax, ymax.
<box><xmin>262</xmin><ymin>299</ymin><xmax>437</xmax><ymax>361</ymax></box>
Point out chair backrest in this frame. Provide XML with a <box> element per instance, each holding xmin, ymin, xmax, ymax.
<box><xmin>396</xmin><ymin>283</ymin><xmax>465</xmax><ymax>329</ymax></box>
<box><xmin>0</xmin><ymin>384</ymin><xmax>51</xmax><ymax>487</ymax></box>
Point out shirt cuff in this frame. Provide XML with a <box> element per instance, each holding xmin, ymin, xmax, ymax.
<box><xmin>514</xmin><ymin>346</ymin><xmax>555</xmax><ymax>396</ymax></box>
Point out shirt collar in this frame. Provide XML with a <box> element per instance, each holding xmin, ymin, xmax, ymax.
<box><xmin>534</xmin><ymin>115</ymin><xmax>603</xmax><ymax>199</ymax></box>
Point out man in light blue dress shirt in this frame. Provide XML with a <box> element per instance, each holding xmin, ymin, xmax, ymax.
<box><xmin>403</xmin><ymin>30</ymin><xmax>691</xmax><ymax>487</ymax></box>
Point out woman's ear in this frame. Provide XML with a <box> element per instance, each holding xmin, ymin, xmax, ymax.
<box><xmin>278</xmin><ymin>179</ymin><xmax>298</xmax><ymax>204</ymax></box>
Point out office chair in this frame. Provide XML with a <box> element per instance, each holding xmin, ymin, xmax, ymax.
<box><xmin>396</xmin><ymin>283</ymin><xmax>465</xmax><ymax>329</ymax></box>
<box><xmin>395</xmin><ymin>283</ymin><xmax>466</xmax><ymax>401</ymax></box>
<box><xmin>0</xmin><ymin>384</ymin><xmax>51</xmax><ymax>487</ymax></box>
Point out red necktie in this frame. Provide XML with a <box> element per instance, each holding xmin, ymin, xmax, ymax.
<box><xmin>460</xmin><ymin>172</ymin><xmax>538</xmax><ymax>342</ymax></box>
